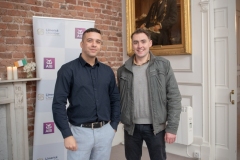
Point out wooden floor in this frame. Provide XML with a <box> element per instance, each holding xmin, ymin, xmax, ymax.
<box><xmin>110</xmin><ymin>144</ymin><xmax>195</xmax><ymax>160</ymax></box>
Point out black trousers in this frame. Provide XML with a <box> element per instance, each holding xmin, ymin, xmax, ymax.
<box><xmin>124</xmin><ymin>124</ymin><xmax>166</xmax><ymax>160</ymax></box>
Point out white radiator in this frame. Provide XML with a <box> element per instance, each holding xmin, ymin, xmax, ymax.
<box><xmin>175</xmin><ymin>106</ymin><xmax>193</xmax><ymax>145</ymax></box>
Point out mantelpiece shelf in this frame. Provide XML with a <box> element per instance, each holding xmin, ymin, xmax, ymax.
<box><xmin>0</xmin><ymin>78</ymin><xmax>41</xmax><ymax>83</ymax></box>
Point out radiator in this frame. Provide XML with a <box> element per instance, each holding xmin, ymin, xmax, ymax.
<box><xmin>175</xmin><ymin>106</ymin><xmax>193</xmax><ymax>145</ymax></box>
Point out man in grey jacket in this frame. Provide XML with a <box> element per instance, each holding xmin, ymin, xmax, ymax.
<box><xmin>117</xmin><ymin>28</ymin><xmax>181</xmax><ymax>160</ymax></box>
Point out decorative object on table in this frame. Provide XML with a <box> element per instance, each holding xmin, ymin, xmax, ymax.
<box><xmin>12</xmin><ymin>66</ymin><xmax>18</xmax><ymax>80</ymax></box>
<box><xmin>7</xmin><ymin>66</ymin><xmax>13</xmax><ymax>80</ymax></box>
<box><xmin>23</xmin><ymin>62</ymin><xmax>36</xmax><ymax>78</ymax></box>
<box><xmin>14</xmin><ymin>59</ymin><xmax>28</xmax><ymax>67</ymax></box>
<box><xmin>12</xmin><ymin>58</ymin><xmax>28</xmax><ymax>80</ymax></box>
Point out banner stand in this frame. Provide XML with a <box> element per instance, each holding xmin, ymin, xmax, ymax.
<box><xmin>32</xmin><ymin>16</ymin><xmax>94</xmax><ymax>160</ymax></box>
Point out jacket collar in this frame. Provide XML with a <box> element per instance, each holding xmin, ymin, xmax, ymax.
<box><xmin>124</xmin><ymin>51</ymin><xmax>156</xmax><ymax>71</ymax></box>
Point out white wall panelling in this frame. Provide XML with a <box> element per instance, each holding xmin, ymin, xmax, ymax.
<box><xmin>200</xmin><ymin>1</ymin><xmax>211</xmax><ymax>155</ymax></box>
<box><xmin>164</xmin><ymin>55</ymin><xmax>193</xmax><ymax>72</ymax></box>
<box><xmin>179</xmin><ymin>85</ymin><xmax>203</xmax><ymax>137</ymax></box>
<box><xmin>181</xmin><ymin>95</ymin><xmax>193</xmax><ymax>107</ymax></box>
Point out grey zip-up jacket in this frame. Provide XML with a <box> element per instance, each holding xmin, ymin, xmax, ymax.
<box><xmin>117</xmin><ymin>52</ymin><xmax>182</xmax><ymax>135</ymax></box>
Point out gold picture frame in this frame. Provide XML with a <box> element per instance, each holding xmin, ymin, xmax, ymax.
<box><xmin>126</xmin><ymin>0</ymin><xmax>191</xmax><ymax>56</ymax></box>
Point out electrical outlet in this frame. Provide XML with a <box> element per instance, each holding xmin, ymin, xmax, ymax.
<box><xmin>193</xmin><ymin>151</ymin><xmax>200</xmax><ymax>158</ymax></box>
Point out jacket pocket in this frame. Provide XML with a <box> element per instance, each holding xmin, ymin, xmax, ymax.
<box><xmin>151</xmin><ymin>70</ymin><xmax>167</xmax><ymax>102</ymax></box>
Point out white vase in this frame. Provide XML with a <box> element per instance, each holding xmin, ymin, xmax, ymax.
<box><xmin>26</xmin><ymin>71</ymin><xmax>33</xmax><ymax>78</ymax></box>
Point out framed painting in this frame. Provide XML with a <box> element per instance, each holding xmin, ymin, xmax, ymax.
<box><xmin>126</xmin><ymin>0</ymin><xmax>191</xmax><ymax>56</ymax></box>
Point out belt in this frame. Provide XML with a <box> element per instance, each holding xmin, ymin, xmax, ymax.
<box><xmin>80</xmin><ymin>121</ymin><xmax>108</xmax><ymax>129</ymax></box>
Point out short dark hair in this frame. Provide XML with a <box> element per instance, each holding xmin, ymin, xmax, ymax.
<box><xmin>131</xmin><ymin>28</ymin><xmax>151</xmax><ymax>40</ymax></box>
<box><xmin>82</xmin><ymin>28</ymin><xmax>102</xmax><ymax>39</ymax></box>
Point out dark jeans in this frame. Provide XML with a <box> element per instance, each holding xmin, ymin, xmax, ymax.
<box><xmin>124</xmin><ymin>124</ymin><xmax>166</xmax><ymax>160</ymax></box>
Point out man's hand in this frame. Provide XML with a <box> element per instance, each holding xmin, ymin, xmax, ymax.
<box><xmin>64</xmin><ymin>136</ymin><xmax>78</xmax><ymax>151</ymax></box>
<box><xmin>164</xmin><ymin>132</ymin><xmax>176</xmax><ymax>144</ymax></box>
<box><xmin>153</xmin><ymin>24</ymin><xmax>161</xmax><ymax>31</ymax></box>
<box><xmin>140</xmin><ymin>23</ymin><xmax>147</xmax><ymax>30</ymax></box>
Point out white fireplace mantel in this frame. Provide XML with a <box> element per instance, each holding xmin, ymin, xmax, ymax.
<box><xmin>0</xmin><ymin>78</ymin><xmax>40</xmax><ymax>160</ymax></box>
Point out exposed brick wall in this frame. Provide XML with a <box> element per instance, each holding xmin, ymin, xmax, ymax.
<box><xmin>0</xmin><ymin>0</ymin><xmax>123</xmax><ymax>150</ymax></box>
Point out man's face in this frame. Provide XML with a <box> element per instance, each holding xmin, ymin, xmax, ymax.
<box><xmin>80</xmin><ymin>32</ymin><xmax>102</xmax><ymax>58</ymax></box>
<box><xmin>132</xmin><ymin>33</ymin><xmax>152</xmax><ymax>58</ymax></box>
